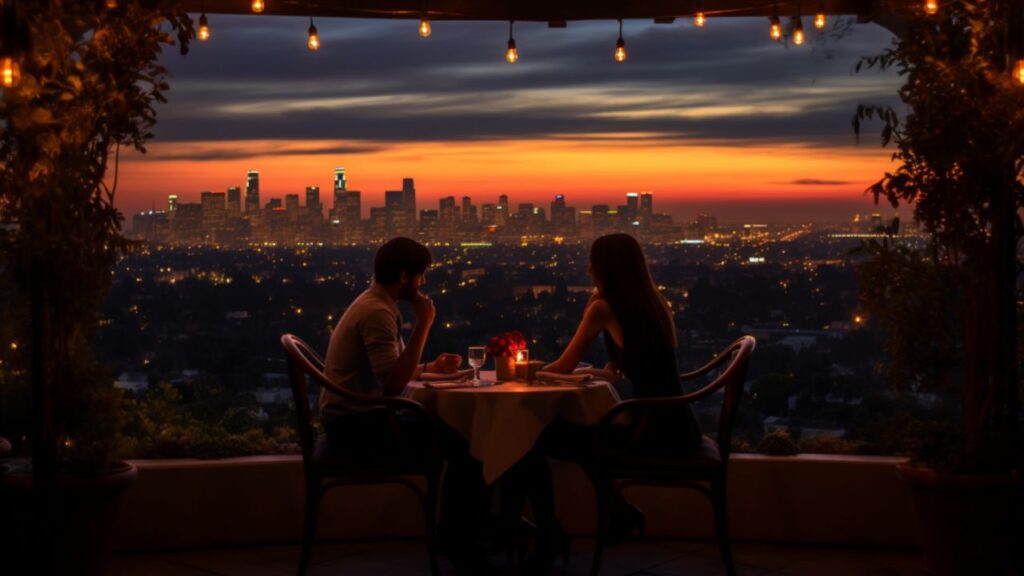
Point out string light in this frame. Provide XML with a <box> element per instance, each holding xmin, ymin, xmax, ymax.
<box><xmin>1</xmin><ymin>57</ymin><xmax>19</xmax><ymax>89</ymax></box>
<box><xmin>198</xmin><ymin>13</ymin><xmax>210</xmax><ymax>41</ymax></box>
<box><xmin>792</xmin><ymin>16</ymin><xmax>805</xmax><ymax>45</ymax></box>
<box><xmin>506</xmin><ymin>21</ymin><xmax>518</xmax><ymax>63</ymax></box>
<box><xmin>695</xmin><ymin>1</ymin><xmax>706</xmax><ymax>27</ymax></box>
<box><xmin>769</xmin><ymin>15</ymin><xmax>782</xmax><ymax>41</ymax></box>
<box><xmin>251</xmin><ymin>0</ymin><xmax>265</xmax><ymax>14</ymax></box>
<box><xmin>924</xmin><ymin>0</ymin><xmax>938</xmax><ymax>15</ymax></box>
<box><xmin>614</xmin><ymin>19</ymin><xmax>626</xmax><ymax>63</ymax></box>
<box><xmin>307</xmin><ymin>18</ymin><xmax>320</xmax><ymax>51</ymax></box>
<box><xmin>1015</xmin><ymin>59</ymin><xmax>1024</xmax><ymax>85</ymax></box>
<box><xmin>419</xmin><ymin>16</ymin><xmax>432</xmax><ymax>37</ymax></box>
<box><xmin>814</xmin><ymin>0</ymin><xmax>827</xmax><ymax>29</ymax></box>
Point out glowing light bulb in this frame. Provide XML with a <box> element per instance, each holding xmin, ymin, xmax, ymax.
<box><xmin>769</xmin><ymin>16</ymin><xmax>782</xmax><ymax>41</ymax></box>
<box><xmin>307</xmin><ymin>19</ymin><xmax>320</xmax><ymax>51</ymax></box>
<box><xmin>792</xmin><ymin>18</ymin><xmax>805</xmax><ymax>45</ymax></box>
<box><xmin>419</xmin><ymin>17</ymin><xmax>431</xmax><ymax>37</ymax></box>
<box><xmin>695</xmin><ymin>12</ymin><xmax>706</xmax><ymax>27</ymax></box>
<box><xmin>105</xmin><ymin>0</ymin><xmax>118</xmax><ymax>9</ymax></box>
<box><xmin>1016</xmin><ymin>59</ymin><xmax>1024</xmax><ymax>85</ymax></box>
<box><xmin>614</xmin><ymin>20</ymin><xmax>626</xmax><ymax>63</ymax></box>
<box><xmin>2</xmin><ymin>57</ymin><xmax>19</xmax><ymax>89</ymax></box>
<box><xmin>815</xmin><ymin>0</ymin><xmax>826</xmax><ymax>28</ymax></box>
<box><xmin>198</xmin><ymin>13</ymin><xmax>210</xmax><ymax>41</ymax></box>
<box><xmin>506</xmin><ymin>38</ymin><xmax>518</xmax><ymax>63</ymax></box>
<box><xmin>251</xmin><ymin>0</ymin><xmax>265</xmax><ymax>14</ymax></box>
<box><xmin>924</xmin><ymin>0</ymin><xmax>938</xmax><ymax>14</ymax></box>
<box><xmin>614</xmin><ymin>37</ymin><xmax>626</xmax><ymax>62</ymax></box>
<box><xmin>505</xmin><ymin>21</ymin><xmax>518</xmax><ymax>63</ymax></box>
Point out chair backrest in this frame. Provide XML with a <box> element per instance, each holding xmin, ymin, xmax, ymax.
<box><xmin>280</xmin><ymin>333</ymin><xmax>330</xmax><ymax>464</ymax></box>
<box><xmin>710</xmin><ymin>336</ymin><xmax>756</xmax><ymax>463</ymax></box>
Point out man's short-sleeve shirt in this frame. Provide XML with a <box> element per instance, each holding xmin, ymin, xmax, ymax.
<box><xmin>320</xmin><ymin>283</ymin><xmax>403</xmax><ymax>421</ymax></box>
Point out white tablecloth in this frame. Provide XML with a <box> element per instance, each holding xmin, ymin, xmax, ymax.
<box><xmin>403</xmin><ymin>371</ymin><xmax>620</xmax><ymax>484</ymax></box>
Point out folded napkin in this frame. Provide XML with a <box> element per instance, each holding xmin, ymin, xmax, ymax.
<box><xmin>424</xmin><ymin>380</ymin><xmax>477</xmax><ymax>390</ymax></box>
<box><xmin>419</xmin><ymin>368</ymin><xmax>474</xmax><ymax>382</ymax></box>
<box><xmin>535</xmin><ymin>371</ymin><xmax>594</xmax><ymax>385</ymax></box>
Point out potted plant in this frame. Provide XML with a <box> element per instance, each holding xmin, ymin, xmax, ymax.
<box><xmin>852</xmin><ymin>1</ymin><xmax>1022</xmax><ymax>574</ymax></box>
<box><xmin>0</xmin><ymin>1</ymin><xmax>192</xmax><ymax>574</ymax></box>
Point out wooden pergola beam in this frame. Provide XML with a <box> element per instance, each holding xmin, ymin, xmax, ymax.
<box><xmin>182</xmin><ymin>0</ymin><xmax>919</xmax><ymax>21</ymax></box>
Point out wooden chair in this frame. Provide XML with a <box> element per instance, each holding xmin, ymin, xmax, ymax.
<box><xmin>589</xmin><ymin>335</ymin><xmax>756</xmax><ymax>576</ymax></box>
<box><xmin>280</xmin><ymin>334</ymin><xmax>443</xmax><ymax>576</ymax></box>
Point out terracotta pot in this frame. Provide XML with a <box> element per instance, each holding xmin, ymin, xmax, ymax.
<box><xmin>494</xmin><ymin>355</ymin><xmax>516</xmax><ymax>381</ymax></box>
<box><xmin>0</xmin><ymin>460</ymin><xmax>138</xmax><ymax>576</ymax></box>
<box><xmin>899</xmin><ymin>465</ymin><xmax>1014</xmax><ymax>576</ymax></box>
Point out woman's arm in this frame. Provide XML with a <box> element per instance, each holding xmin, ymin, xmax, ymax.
<box><xmin>543</xmin><ymin>299</ymin><xmax>611</xmax><ymax>373</ymax></box>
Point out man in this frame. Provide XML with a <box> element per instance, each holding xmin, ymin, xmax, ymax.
<box><xmin>321</xmin><ymin>236</ymin><xmax>460</xmax><ymax>424</ymax></box>
<box><xmin>320</xmin><ymin>237</ymin><xmax>491</xmax><ymax>573</ymax></box>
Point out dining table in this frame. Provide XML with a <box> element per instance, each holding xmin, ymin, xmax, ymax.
<box><xmin>403</xmin><ymin>370</ymin><xmax>620</xmax><ymax>484</ymax></box>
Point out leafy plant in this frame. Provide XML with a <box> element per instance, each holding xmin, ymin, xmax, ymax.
<box><xmin>853</xmin><ymin>0</ymin><xmax>1023</xmax><ymax>472</ymax></box>
<box><xmin>0</xmin><ymin>1</ymin><xmax>193</xmax><ymax>472</ymax></box>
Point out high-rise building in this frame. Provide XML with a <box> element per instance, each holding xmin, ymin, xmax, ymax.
<box><xmin>245</xmin><ymin>170</ymin><xmax>260</xmax><ymax>214</ymax></box>
<box><xmin>639</xmin><ymin>191</ymin><xmax>653</xmax><ymax>216</ymax></box>
<box><xmin>333</xmin><ymin>168</ymin><xmax>347</xmax><ymax>215</ymax></box>
<box><xmin>385</xmin><ymin>190</ymin><xmax>406</xmax><ymax>236</ymax></box>
<box><xmin>497</xmin><ymin>194</ymin><xmax>510</xmax><ymax>226</ymax></box>
<box><xmin>551</xmin><ymin>194</ymin><xmax>575</xmax><ymax>234</ymax></box>
<box><xmin>461</xmin><ymin>196</ymin><xmax>478</xmax><ymax>226</ymax></box>
<box><xmin>200</xmin><ymin>191</ymin><xmax>226</xmax><ymax>241</ymax></box>
<box><xmin>227</xmin><ymin>187</ymin><xmax>241</xmax><ymax>213</ymax></box>
<box><xmin>439</xmin><ymin>196</ymin><xmax>459</xmax><ymax>238</ymax></box>
<box><xmin>481</xmin><ymin>203</ymin><xmax>497</xmax><ymax>226</ymax></box>
<box><xmin>401</xmin><ymin>178</ymin><xmax>417</xmax><ymax>222</ymax></box>
<box><xmin>168</xmin><ymin>194</ymin><xmax>178</xmax><ymax>213</ymax></box>
<box><xmin>285</xmin><ymin>194</ymin><xmax>300</xmax><ymax>212</ymax></box>
<box><xmin>625</xmin><ymin>192</ymin><xmax>639</xmax><ymax>216</ymax></box>
<box><xmin>305</xmin><ymin>186</ymin><xmax>321</xmax><ymax>215</ymax></box>
<box><xmin>266</xmin><ymin>198</ymin><xmax>283</xmax><ymax>210</ymax></box>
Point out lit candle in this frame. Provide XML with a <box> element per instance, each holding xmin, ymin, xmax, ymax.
<box><xmin>515</xmin><ymin>349</ymin><xmax>530</xmax><ymax>380</ymax></box>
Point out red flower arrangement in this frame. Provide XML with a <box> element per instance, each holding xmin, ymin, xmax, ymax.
<box><xmin>486</xmin><ymin>330</ymin><xmax>527</xmax><ymax>357</ymax></box>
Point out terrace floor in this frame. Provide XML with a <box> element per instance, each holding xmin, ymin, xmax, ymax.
<box><xmin>111</xmin><ymin>538</ymin><xmax>925</xmax><ymax>576</ymax></box>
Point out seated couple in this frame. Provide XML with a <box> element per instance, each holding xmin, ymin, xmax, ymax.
<box><xmin>319</xmin><ymin>235</ymin><xmax>703</xmax><ymax>574</ymax></box>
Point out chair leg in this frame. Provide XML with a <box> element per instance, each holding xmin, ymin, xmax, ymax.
<box><xmin>711</xmin><ymin>479</ymin><xmax>736</xmax><ymax>576</ymax></box>
<box><xmin>423</xmin><ymin>474</ymin><xmax>441</xmax><ymax>576</ymax></box>
<box><xmin>590</xmin><ymin>485</ymin><xmax>613</xmax><ymax>576</ymax></box>
<box><xmin>297</xmin><ymin>481</ymin><xmax>322</xmax><ymax>576</ymax></box>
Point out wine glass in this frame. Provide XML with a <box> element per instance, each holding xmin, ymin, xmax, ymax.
<box><xmin>467</xmin><ymin>346</ymin><xmax>486</xmax><ymax>385</ymax></box>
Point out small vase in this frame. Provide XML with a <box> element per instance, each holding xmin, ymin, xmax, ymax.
<box><xmin>495</xmin><ymin>355</ymin><xmax>516</xmax><ymax>381</ymax></box>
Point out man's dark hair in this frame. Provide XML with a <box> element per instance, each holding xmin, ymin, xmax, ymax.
<box><xmin>374</xmin><ymin>237</ymin><xmax>432</xmax><ymax>284</ymax></box>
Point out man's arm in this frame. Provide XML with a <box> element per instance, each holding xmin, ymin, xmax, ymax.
<box><xmin>382</xmin><ymin>293</ymin><xmax>435</xmax><ymax>395</ymax></box>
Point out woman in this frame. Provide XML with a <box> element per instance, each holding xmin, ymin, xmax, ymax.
<box><xmin>522</xmin><ymin>233</ymin><xmax>703</xmax><ymax>571</ymax></box>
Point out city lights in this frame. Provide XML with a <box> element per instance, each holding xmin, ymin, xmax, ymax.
<box><xmin>419</xmin><ymin>16</ymin><xmax>432</xmax><ymax>38</ymax></box>
<box><xmin>307</xmin><ymin>18</ymin><xmax>320</xmax><ymax>51</ymax></box>
<box><xmin>251</xmin><ymin>0</ymin><xmax>265</xmax><ymax>14</ymax></box>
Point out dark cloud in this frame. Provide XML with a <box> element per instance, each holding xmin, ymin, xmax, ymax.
<box><xmin>788</xmin><ymin>178</ymin><xmax>854</xmax><ymax>185</ymax></box>
<box><xmin>131</xmin><ymin>143</ymin><xmax>385</xmax><ymax>161</ymax></box>
<box><xmin>153</xmin><ymin>15</ymin><xmax>902</xmax><ymax>147</ymax></box>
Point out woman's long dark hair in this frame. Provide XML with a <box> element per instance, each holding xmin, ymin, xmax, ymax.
<box><xmin>590</xmin><ymin>234</ymin><xmax>677</xmax><ymax>362</ymax></box>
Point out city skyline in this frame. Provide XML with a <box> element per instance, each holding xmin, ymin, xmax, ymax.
<box><xmin>112</xmin><ymin>16</ymin><xmax>905</xmax><ymax>222</ymax></box>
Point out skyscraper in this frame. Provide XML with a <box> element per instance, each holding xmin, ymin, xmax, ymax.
<box><xmin>461</xmin><ymin>196</ymin><xmax>477</xmax><ymax>226</ymax></box>
<box><xmin>168</xmin><ymin>194</ymin><xmax>178</xmax><ymax>213</ymax></box>
<box><xmin>227</xmin><ymin>186</ymin><xmax>241</xmax><ymax>213</ymax></box>
<box><xmin>285</xmin><ymin>194</ymin><xmax>300</xmax><ymax>212</ymax></box>
<box><xmin>402</xmin><ymin>178</ymin><xmax>416</xmax><ymax>220</ymax></box>
<box><xmin>245</xmin><ymin>170</ymin><xmax>260</xmax><ymax>214</ymax></box>
<box><xmin>333</xmin><ymin>168</ymin><xmax>347</xmax><ymax>216</ymax></box>
<box><xmin>551</xmin><ymin>194</ymin><xmax>575</xmax><ymax>234</ymax></box>
<box><xmin>639</xmin><ymin>191</ymin><xmax>653</xmax><ymax>216</ymax></box>
<box><xmin>305</xmin><ymin>186</ymin><xmax>321</xmax><ymax>215</ymax></box>
<box><xmin>497</xmin><ymin>194</ymin><xmax>510</xmax><ymax>226</ymax></box>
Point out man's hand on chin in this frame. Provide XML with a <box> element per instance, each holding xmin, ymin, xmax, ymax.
<box><xmin>427</xmin><ymin>353</ymin><xmax>462</xmax><ymax>374</ymax></box>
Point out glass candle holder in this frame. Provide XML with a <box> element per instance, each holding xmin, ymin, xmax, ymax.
<box><xmin>514</xmin><ymin>349</ymin><xmax>530</xmax><ymax>380</ymax></box>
